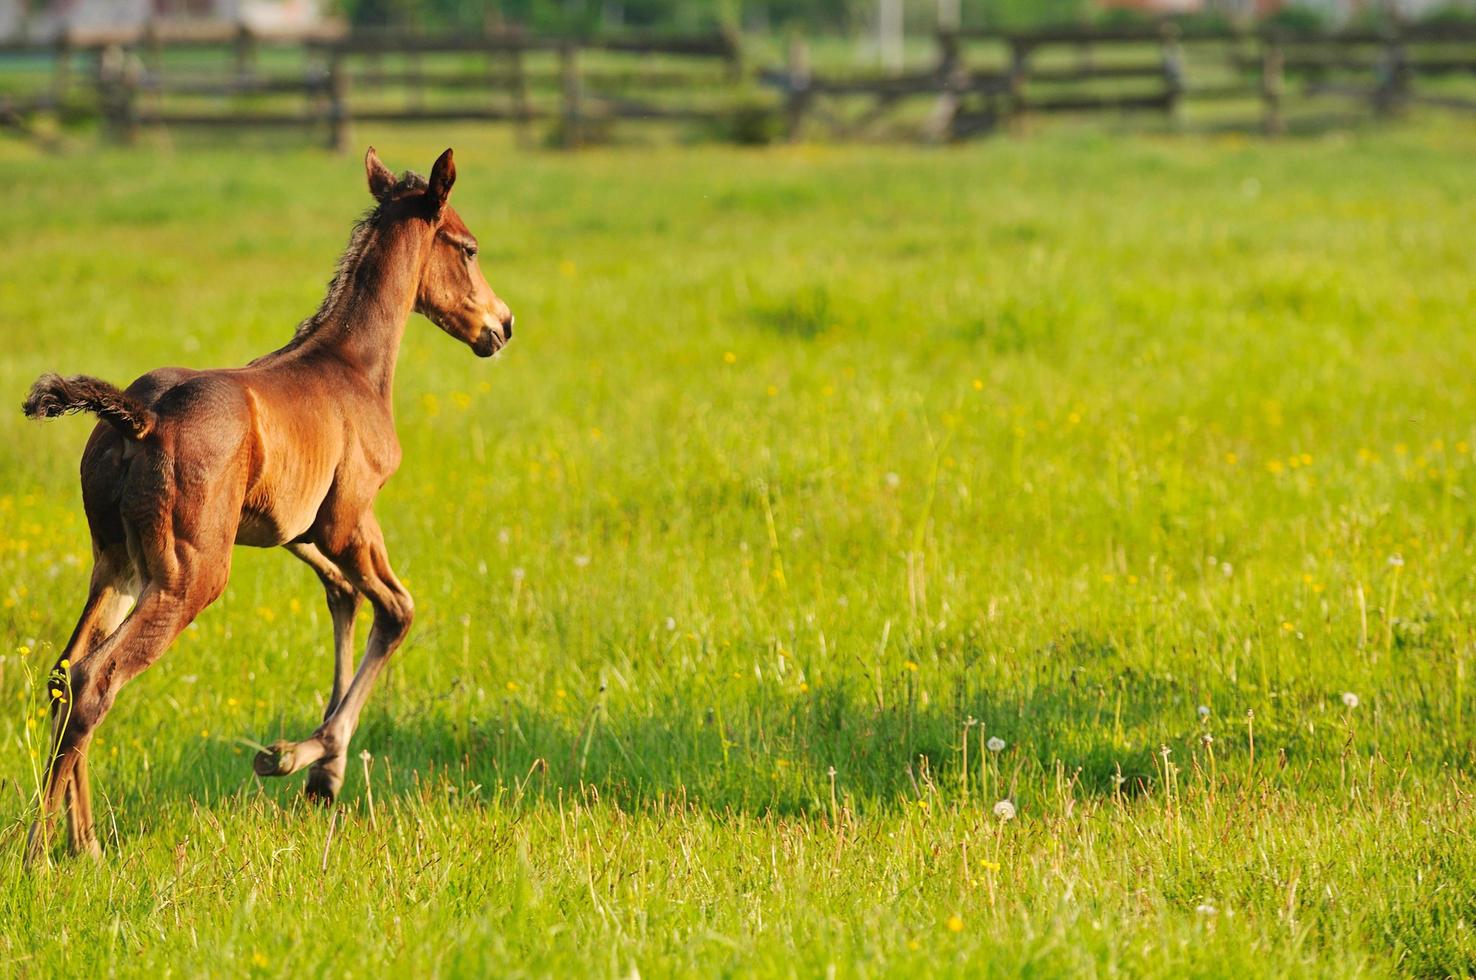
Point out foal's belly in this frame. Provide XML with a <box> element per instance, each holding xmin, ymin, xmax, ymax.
<box><xmin>236</xmin><ymin>463</ymin><xmax>336</xmax><ymax>548</ymax></box>
<box><xmin>236</xmin><ymin>504</ymin><xmax>319</xmax><ymax>548</ymax></box>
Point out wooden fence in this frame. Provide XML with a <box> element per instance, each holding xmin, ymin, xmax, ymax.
<box><xmin>0</xmin><ymin>21</ymin><xmax>1473</xmax><ymax>147</ymax></box>
<box><xmin>765</xmin><ymin>23</ymin><xmax>1476</xmax><ymax>140</ymax></box>
<box><xmin>3</xmin><ymin>23</ymin><xmax>742</xmax><ymax>148</ymax></box>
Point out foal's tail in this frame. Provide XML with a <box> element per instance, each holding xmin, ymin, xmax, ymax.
<box><xmin>22</xmin><ymin>373</ymin><xmax>155</xmax><ymax>440</ymax></box>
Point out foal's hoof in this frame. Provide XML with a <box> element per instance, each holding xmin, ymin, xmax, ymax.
<box><xmin>253</xmin><ymin>741</ymin><xmax>297</xmax><ymax>778</ymax></box>
<box><xmin>304</xmin><ymin>768</ymin><xmax>341</xmax><ymax>806</ymax></box>
<box><xmin>22</xmin><ymin>824</ymin><xmax>51</xmax><ymax>870</ymax></box>
<box><xmin>72</xmin><ymin>837</ymin><xmax>103</xmax><ymax>861</ymax></box>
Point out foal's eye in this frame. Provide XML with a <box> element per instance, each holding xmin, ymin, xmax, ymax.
<box><xmin>463</xmin><ymin>245</ymin><xmax>478</xmax><ymax>260</ymax></box>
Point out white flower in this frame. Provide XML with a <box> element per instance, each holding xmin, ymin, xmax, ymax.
<box><xmin>1341</xmin><ymin>691</ymin><xmax>1359</xmax><ymax>709</ymax></box>
<box><xmin>1196</xmin><ymin>903</ymin><xmax>1217</xmax><ymax>916</ymax></box>
<box><xmin>992</xmin><ymin>800</ymin><xmax>1016</xmax><ymax>821</ymax></box>
<box><xmin>1388</xmin><ymin>554</ymin><xmax>1405</xmax><ymax>567</ymax></box>
<box><xmin>574</xmin><ymin>555</ymin><xmax>591</xmax><ymax>568</ymax></box>
<box><xmin>1159</xmin><ymin>745</ymin><xmax>1172</xmax><ymax>759</ymax></box>
<box><xmin>1197</xmin><ymin>705</ymin><xmax>1211</xmax><ymax>720</ymax></box>
<box><xmin>1201</xmin><ymin>733</ymin><xmax>1215</xmax><ymax>748</ymax></box>
<box><xmin>986</xmin><ymin>736</ymin><xmax>1006</xmax><ymax>753</ymax></box>
<box><xmin>1221</xmin><ymin>562</ymin><xmax>1233</xmax><ymax>578</ymax></box>
<box><xmin>511</xmin><ymin>567</ymin><xmax>526</xmax><ymax>582</ymax></box>
<box><xmin>664</xmin><ymin>617</ymin><xmax>676</xmax><ymax>631</ymax></box>
<box><xmin>884</xmin><ymin>472</ymin><xmax>901</xmax><ymax>489</ymax></box>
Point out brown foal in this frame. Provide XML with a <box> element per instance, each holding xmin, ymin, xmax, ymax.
<box><xmin>20</xmin><ymin>147</ymin><xmax>513</xmax><ymax>863</ymax></box>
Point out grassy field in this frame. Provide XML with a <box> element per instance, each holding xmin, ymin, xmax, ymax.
<box><xmin>2</xmin><ymin>123</ymin><xmax>1476</xmax><ymax>976</ymax></box>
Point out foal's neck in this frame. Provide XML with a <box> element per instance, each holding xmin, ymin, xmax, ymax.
<box><xmin>302</xmin><ymin>221</ymin><xmax>428</xmax><ymax>400</ymax></box>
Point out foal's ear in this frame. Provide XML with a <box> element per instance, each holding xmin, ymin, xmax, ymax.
<box><xmin>365</xmin><ymin>146</ymin><xmax>396</xmax><ymax>201</ymax></box>
<box><xmin>428</xmin><ymin>148</ymin><xmax>456</xmax><ymax>209</ymax></box>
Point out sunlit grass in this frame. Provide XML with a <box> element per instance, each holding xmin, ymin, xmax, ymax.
<box><xmin>1</xmin><ymin>123</ymin><xmax>1475</xmax><ymax>975</ymax></box>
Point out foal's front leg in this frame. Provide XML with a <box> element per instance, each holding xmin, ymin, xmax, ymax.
<box><xmin>255</xmin><ymin>514</ymin><xmax>412</xmax><ymax>803</ymax></box>
<box><xmin>285</xmin><ymin>543</ymin><xmax>363</xmax><ymax>719</ymax></box>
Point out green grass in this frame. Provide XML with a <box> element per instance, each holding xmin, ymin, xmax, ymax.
<box><xmin>2</xmin><ymin>123</ymin><xmax>1476</xmax><ymax>976</ymax></box>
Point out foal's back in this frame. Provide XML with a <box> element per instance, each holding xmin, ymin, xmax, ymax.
<box><xmin>88</xmin><ymin>354</ymin><xmax>357</xmax><ymax>553</ymax></box>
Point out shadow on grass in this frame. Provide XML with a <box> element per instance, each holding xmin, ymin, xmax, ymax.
<box><xmin>187</xmin><ymin>654</ymin><xmax>1238</xmax><ymax>818</ymax></box>
<box><xmin>88</xmin><ymin>625</ymin><xmax>1416</xmax><ymax>830</ymax></box>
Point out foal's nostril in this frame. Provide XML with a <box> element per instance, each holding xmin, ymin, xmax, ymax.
<box><xmin>504</xmin><ymin>315</ymin><xmax>514</xmax><ymax>340</ymax></box>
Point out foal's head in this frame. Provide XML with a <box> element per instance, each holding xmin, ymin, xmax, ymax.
<box><xmin>366</xmin><ymin>147</ymin><xmax>514</xmax><ymax>357</ymax></box>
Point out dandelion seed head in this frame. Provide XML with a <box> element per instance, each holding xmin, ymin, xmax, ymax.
<box><xmin>992</xmin><ymin>799</ymin><xmax>1016</xmax><ymax>821</ymax></box>
<box><xmin>1341</xmin><ymin>691</ymin><xmax>1360</xmax><ymax>709</ymax></box>
<box><xmin>987</xmin><ymin>736</ymin><xmax>1006</xmax><ymax>753</ymax></box>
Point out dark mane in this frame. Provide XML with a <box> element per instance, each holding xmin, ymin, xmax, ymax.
<box><xmin>260</xmin><ymin>170</ymin><xmax>430</xmax><ymax>359</ymax></box>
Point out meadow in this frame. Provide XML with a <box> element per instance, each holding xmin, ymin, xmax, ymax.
<box><xmin>1</xmin><ymin>121</ymin><xmax>1475</xmax><ymax>976</ymax></box>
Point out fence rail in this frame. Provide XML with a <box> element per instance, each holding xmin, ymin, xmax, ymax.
<box><xmin>0</xmin><ymin>21</ymin><xmax>1473</xmax><ymax>147</ymax></box>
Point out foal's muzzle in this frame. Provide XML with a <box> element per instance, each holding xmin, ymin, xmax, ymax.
<box><xmin>473</xmin><ymin>313</ymin><xmax>513</xmax><ymax>358</ymax></box>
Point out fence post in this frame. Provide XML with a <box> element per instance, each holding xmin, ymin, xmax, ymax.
<box><xmin>784</xmin><ymin>36</ymin><xmax>811</xmax><ymax>142</ymax></box>
<box><xmin>327</xmin><ymin>51</ymin><xmax>350</xmax><ymax>152</ymax></box>
<box><xmin>234</xmin><ymin>23</ymin><xmax>257</xmax><ymax>81</ymax></box>
<box><xmin>96</xmin><ymin>46</ymin><xmax>143</xmax><ymax>145</ymax></box>
<box><xmin>924</xmin><ymin>30</ymin><xmax>962</xmax><ymax>142</ymax></box>
<box><xmin>121</xmin><ymin>51</ymin><xmax>141</xmax><ymax>145</ymax></box>
<box><xmin>1160</xmin><ymin>22</ymin><xmax>1184</xmax><ymax>127</ymax></box>
<box><xmin>1006</xmin><ymin>37</ymin><xmax>1029</xmax><ymax>131</ymax></box>
<box><xmin>52</xmin><ymin>31</ymin><xmax>73</xmax><ymax>115</ymax></box>
<box><xmin>1374</xmin><ymin>31</ymin><xmax>1407</xmax><ymax>116</ymax></box>
<box><xmin>509</xmin><ymin>42</ymin><xmax>532</xmax><ymax>148</ymax></box>
<box><xmin>722</xmin><ymin>25</ymin><xmax>743</xmax><ymax>82</ymax></box>
<box><xmin>143</xmin><ymin>20</ymin><xmax>162</xmax><ymax>83</ymax></box>
<box><xmin>560</xmin><ymin>41</ymin><xmax>583</xmax><ymax>149</ymax></box>
<box><xmin>1261</xmin><ymin>32</ymin><xmax>1284</xmax><ymax>137</ymax></box>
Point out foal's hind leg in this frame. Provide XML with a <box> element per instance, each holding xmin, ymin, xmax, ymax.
<box><xmin>27</xmin><ymin>503</ymin><xmax>236</xmax><ymax>863</ymax></box>
<box><xmin>28</xmin><ymin>546</ymin><xmax>137</xmax><ymax>861</ymax></box>
<box><xmin>285</xmin><ymin>543</ymin><xmax>363</xmax><ymax>720</ymax></box>
<box><xmin>255</xmin><ymin>513</ymin><xmax>412</xmax><ymax>803</ymax></box>
<box><xmin>25</xmin><ymin>581</ymin><xmax>209</xmax><ymax>865</ymax></box>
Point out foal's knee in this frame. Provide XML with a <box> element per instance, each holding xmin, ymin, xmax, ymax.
<box><xmin>374</xmin><ymin>591</ymin><xmax>414</xmax><ymax>640</ymax></box>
